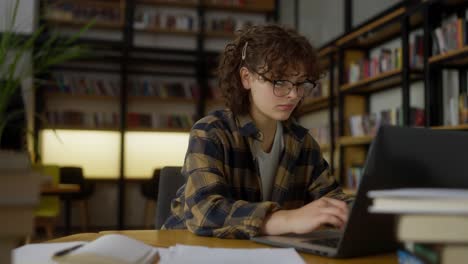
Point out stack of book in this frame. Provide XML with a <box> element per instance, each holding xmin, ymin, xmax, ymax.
<box><xmin>50</xmin><ymin>73</ymin><xmax>120</xmax><ymax>97</ymax></box>
<box><xmin>207</xmin><ymin>17</ymin><xmax>255</xmax><ymax>34</ymax></box>
<box><xmin>127</xmin><ymin>113</ymin><xmax>194</xmax><ymax>129</ymax></box>
<box><xmin>45</xmin><ymin>0</ymin><xmax>121</xmax><ymax>25</ymax></box>
<box><xmin>0</xmin><ymin>151</ymin><xmax>40</xmax><ymax>264</ymax></box>
<box><xmin>46</xmin><ymin>110</ymin><xmax>119</xmax><ymax>128</ymax></box>
<box><xmin>368</xmin><ymin>188</ymin><xmax>468</xmax><ymax>264</ymax></box>
<box><xmin>347</xmin><ymin>34</ymin><xmax>424</xmax><ymax>84</ymax></box>
<box><xmin>134</xmin><ymin>8</ymin><xmax>198</xmax><ymax>32</ymax></box>
<box><xmin>349</xmin><ymin>107</ymin><xmax>425</xmax><ymax>137</ymax></box>
<box><xmin>433</xmin><ymin>13</ymin><xmax>468</xmax><ymax>55</ymax></box>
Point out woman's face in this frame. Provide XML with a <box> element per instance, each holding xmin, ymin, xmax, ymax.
<box><xmin>240</xmin><ymin>66</ymin><xmax>306</xmax><ymax>123</ymax></box>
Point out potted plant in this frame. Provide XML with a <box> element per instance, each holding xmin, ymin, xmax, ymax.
<box><xmin>1</xmin><ymin>1</ymin><xmax>91</xmax><ymax>153</ymax></box>
<box><xmin>0</xmin><ymin>0</ymin><xmax>92</xmax><ymax>262</ymax></box>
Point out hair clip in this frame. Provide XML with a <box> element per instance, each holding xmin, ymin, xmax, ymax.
<box><xmin>242</xmin><ymin>42</ymin><xmax>248</xmax><ymax>60</ymax></box>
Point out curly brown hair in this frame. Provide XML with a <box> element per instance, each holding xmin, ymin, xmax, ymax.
<box><xmin>217</xmin><ymin>24</ymin><xmax>321</xmax><ymax>116</ymax></box>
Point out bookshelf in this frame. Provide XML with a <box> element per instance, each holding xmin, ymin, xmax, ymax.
<box><xmin>298</xmin><ymin>96</ymin><xmax>330</xmax><ymax>114</ymax></box>
<box><xmin>337</xmin><ymin>135</ymin><xmax>374</xmax><ymax>147</ymax></box>
<box><xmin>425</xmin><ymin>0</ymin><xmax>468</xmax><ymax>128</ymax></box>
<box><xmin>308</xmin><ymin>1</ymin><xmax>427</xmax><ymax>192</ymax></box>
<box><xmin>300</xmin><ymin>0</ymin><xmax>468</xmax><ymax>192</ymax></box>
<box><xmin>432</xmin><ymin>124</ymin><xmax>468</xmax><ymax>130</ymax></box>
<box><xmin>340</xmin><ymin>69</ymin><xmax>424</xmax><ymax>94</ymax></box>
<box><xmin>297</xmin><ymin>44</ymin><xmax>338</xmax><ymax>174</ymax></box>
<box><xmin>429</xmin><ymin>45</ymin><xmax>468</xmax><ymax>65</ymax></box>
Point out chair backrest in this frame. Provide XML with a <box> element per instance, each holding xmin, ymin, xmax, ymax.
<box><xmin>59</xmin><ymin>166</ymin><xmax>95</xmax><ymax>199</ymax></box>
<box><xmin>155</xmin><ymin>166</ymin><xmax>185</xmax><ymax>229</ymax></box>
<box><xmin>141</xmin><ymin>169</ymin><xmax>160</xmax><ymax>201</ymax></box>
<box><xmin>59</xmin><ymin>167</ymin><xmax>84</xmax><ymax>184</ymax></box>
<box><xmin>32</xmin><ymin>164</ymin><xmax>61</xmax><ymax>217</ymax></box>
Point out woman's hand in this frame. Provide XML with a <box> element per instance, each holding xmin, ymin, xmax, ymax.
<box><xmin>261</xmin><ymin>197</ymin><xmax>349</xmax><ymax>235</ymax></box>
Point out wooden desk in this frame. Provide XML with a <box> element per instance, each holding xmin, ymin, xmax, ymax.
<box><xmin>50</xmin><ymin>230</ymin><xmax>397</xmax><ymax>264</ymax></box>
<box><xmin>41</xmin><ymin>183</ymin><xmax>80</xmax><ymax>195</ymax></box>
<box><xmin>41</xmin><ymin>184</ymin><xmax>81</xmax><ymax>235</ymax></box>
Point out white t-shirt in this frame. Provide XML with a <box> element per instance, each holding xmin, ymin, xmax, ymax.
<box><xmin>252</xmin><ymin>122</ymin><xmax>284</xmax><ymax>201</ymax></box>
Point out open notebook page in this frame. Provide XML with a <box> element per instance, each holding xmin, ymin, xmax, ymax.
<box><xmin>52</xmin><ymin>234</ymin><xmax>157</xmax><ymax>264</ymax></box>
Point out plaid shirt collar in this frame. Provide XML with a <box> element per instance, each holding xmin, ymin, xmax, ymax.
<box><xmin>237</xmin><ymin>113</ymin><xmax>309</xmax><ymax>142</ymax></box>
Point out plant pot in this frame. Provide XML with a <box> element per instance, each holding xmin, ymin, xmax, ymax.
<box><xmin>0</xmin><ymin>150</ymin><xmax>40</xmax><ymax>264</ymax></box>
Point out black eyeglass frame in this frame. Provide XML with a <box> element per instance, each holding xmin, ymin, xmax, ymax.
<box><xmin>247</xmin><ymin>68</ymin><xmax>318</xmax><ymax>98</ymax></box>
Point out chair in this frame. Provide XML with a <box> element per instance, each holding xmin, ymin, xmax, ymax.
<box><xmin>31</xmin><ymin>164</ymin><xmax>61</xmax><ymax>240</ymax></box>
<box><xmin>155</xmin><ymin>166</ymin><xmax>185</xmax><ymax>229</ymax></box>
<box><xmin>140</xmin><ymin>169</ymin><xmax>160</xmax><ymax>229</ymax></box>
<box><xmin>59</xmin><ymin>166</ymin><xmax>95</xmax><ymax>231</ymax></box>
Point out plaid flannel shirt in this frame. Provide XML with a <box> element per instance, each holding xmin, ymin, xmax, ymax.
<box><xmin>163</xmin><ymin>109</ymin><xmax>351</xmax><ymax>239</ymax></box>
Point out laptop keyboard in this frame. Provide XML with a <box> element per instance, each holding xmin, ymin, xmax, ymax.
<box><xmin>305</xmin><ymin>237</ymin><xmax>340</xmax><ymax>248</ymax></box>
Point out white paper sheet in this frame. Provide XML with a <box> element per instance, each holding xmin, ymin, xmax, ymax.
<box><xmin>13</xmin><ymin>242</ymin><xmax>86</xmax><ymax>264</ymax></box>
<box><xmin>13</xmin><ymin>241</ymin><xmax>169</xmax><ymax>264</ymax></box>
<box><xmin>159</xmin><ymin>244</ymin><xmax>305</xmax><ymax>264</ymax></box>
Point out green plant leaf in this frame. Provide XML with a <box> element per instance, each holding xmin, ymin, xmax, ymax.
<box><xmin>0</xmin><ymin>0</ymin><xmax>91</xmax><ymax>147</ymax></box>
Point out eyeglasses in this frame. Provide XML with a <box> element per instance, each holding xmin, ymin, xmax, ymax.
<box><xmin>252</xmin><ymin>70</ymin><xmax>318</xmax><ymax>97</ymax></box>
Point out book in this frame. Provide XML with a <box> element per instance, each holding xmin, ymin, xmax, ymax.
<box><xmin>397</xmin><ymin>215</ymin><xmax>468</xmax><ymax>243</ymax></box>
<box><xmin>368</xmin><ymin>188</ymin><xmax>468</xmax><ymax>214</ymax></box>
<box><xmin>0</xmin><ymin>207</ymin><xmax>35</xmax><ymax>236</ymax></box>
<box><xmin>52</xmin><ymin>234</ymin><xmax>159</xmax><ymax>264</ymax></box>
<box><xmin>397</xmin><ymin>249</ymin><xmax>425</xmax><ymax>264</ymax></box>
<box><xmin>406</xmin><ymin>244</ymin><xmax>468</xmax><ymax>264</ymax></box>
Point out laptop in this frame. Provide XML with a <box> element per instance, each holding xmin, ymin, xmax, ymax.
<box><xmin>251</xmin><ymin>126</ymin><xmax>468</xmax><ymax>258</ymax></box>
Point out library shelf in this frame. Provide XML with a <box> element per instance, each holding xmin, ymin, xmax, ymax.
<box><xmin>43</xmin><ymin>125</ymin><xmax>120</xmax><ymax>132</ymax></box>
<box><xmin>429</xmin><ymin>46</ymin><xmax>468</xmax><ymax>66</ymax></box>
<box><xmin>45</xmin><ymin>19</ymin><xmax>123</xmax><ymax>30</ymax></box>
<box><xmin>297</xmin><ymin>96</ymin><xmax>330</xmax><ymax>115</ymax></box>
<box><xmin>317</xmin><ymin>46</ymin><xmax>337</xmax><ymax>69</ymax></box>
<box><xmin>71</xmin><ymin>0</ymin><xmax>124</xmax><ymax>7</ymax></box>
<box><xmin>205</xmin><ymin>31</ymin><xmax>236</xmax><ymax>39</ymax></box>
<box><xmin>336</xmin><ymin>7</ymin><xmax>406</xmax><ymax>48</ymax></box>
<box><xmin>337</xmin><ymin>135</ymin><xmax>374</xmax><ymax>146</ymax></box>
<box><xmin>135</xmin><ymin>0</ymin><xmax>275</xmax><ymax>12</ymax></box>
<box><xmin>136</xmin><ymin>0</ymin><xmax>198</xmax><ymax>8</ymax></box>
<box><xmin>431</xmin><ymin>124</ymin><xmax>468</xmax><ymax>130</ymax></box>
<box><xmin>336</xmin><ymin>7</ymin><xmax>422</xmax><ymax>48</ymax></box>
<box><xmin>128</xmin><ymin>96</ymin><xmax>197</xmax><ymax>104</ymax></box>
<box><xmin>126</xmin><ymin>127</ymin><xmax>191</xmax><ymax>133</ymax></box>
<box><xmin>203</xmin><ymin>2</ymin><xmax>275</xmax><ymax>13</ymax></box>
<box><xmin>46</xmin><ymin>92</ymin><xmax>118</xmax><ymax>101</ymax></box>
<box><xmin>340</xmin><ymin>69</ymin><xmax>423</xmax><ymax>94</ymax></box>
<box><xmin>135</xmin><ymin>27</ymin><xmax>198</xmax><ymax>36</ymax></box>
<box><xmin>318</xmin><ymin>46</ymin><xmax>336</xmax><ymax>58</ymax></box>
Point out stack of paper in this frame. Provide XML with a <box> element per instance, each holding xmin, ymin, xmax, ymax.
<box><xmin>159</xmin><ymin>244</ymin><xmax>305</xmax><ymax>264</ymax></box>
<box><xmin>14</xmin><ymin>235</ymin><xmax>304</xmax><ymax>264</ymax></box>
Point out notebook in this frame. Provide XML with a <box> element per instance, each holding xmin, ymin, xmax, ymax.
<box><xmin>51</xmin><ymin>234</ymin><xmax>158</xmax><ymax>264</ymax></box>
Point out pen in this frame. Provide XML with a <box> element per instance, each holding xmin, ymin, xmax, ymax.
<box><xmin>54</xmin><ymin>244</ymin><xmax>85</xmax><ymax>257</ymax></box>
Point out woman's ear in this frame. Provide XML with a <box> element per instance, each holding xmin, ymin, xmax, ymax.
<box><xmin>239</xmin><ymin>67</ymin><xmax>251</xmax><ymax>90</ymax></box>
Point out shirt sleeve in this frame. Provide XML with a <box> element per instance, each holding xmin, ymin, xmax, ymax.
<box><xmin>182</xmin><ymin>129</ymin><xmax>280</xmax><ymax>239</ymax></box>
<box><xmin>307</xmin><ymin>141</ymin><xmax>354</xmax><ymax>204</ymax></box>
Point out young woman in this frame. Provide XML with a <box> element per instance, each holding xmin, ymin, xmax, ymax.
<box><xmin>163</xmin><ymin>24</ymin><xmax>352</xmax><ymax>239</ymax></box>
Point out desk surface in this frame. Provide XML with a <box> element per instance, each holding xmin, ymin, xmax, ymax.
<box><xmin>41</xmin><ymin>184</ymin><xmax>80</xmax><ymax>195</ymax></box>
<box><xmin>49</xmin><ymin>230</ymin><xmax>397</xmax><ymax>264</ymax></box>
